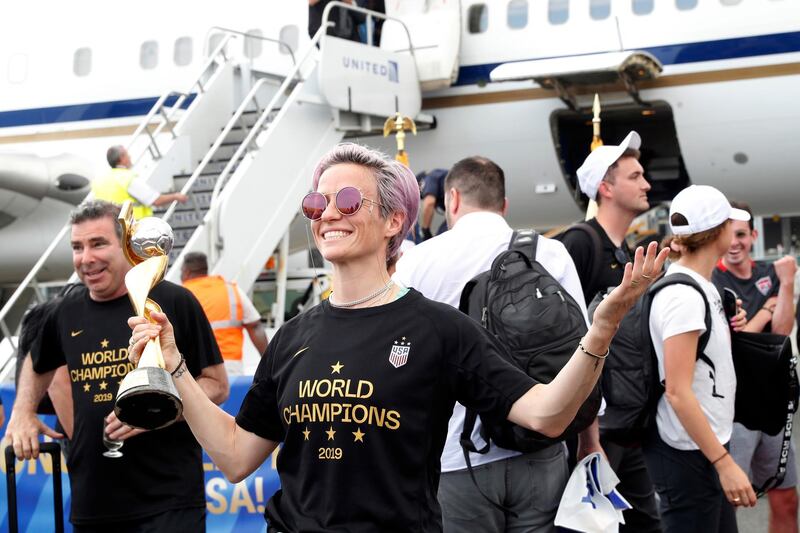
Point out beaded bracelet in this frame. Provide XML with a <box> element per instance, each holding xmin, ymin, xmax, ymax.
<box><xmin>171</xmin><ymin>353</ymin><xmax>187</xmax><ymax>378</ymax></box>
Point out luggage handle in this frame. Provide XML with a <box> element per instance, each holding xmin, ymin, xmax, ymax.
<box><xmin>5</xmin><ymin>442</ymin><xmax>64</xmax><ymax>533</ymax></box>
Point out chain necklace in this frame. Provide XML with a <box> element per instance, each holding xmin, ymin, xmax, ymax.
<box><xmin>329</xmin><ymin>280</ymin><xmax>395</xmax><ymax>308</ymax></box>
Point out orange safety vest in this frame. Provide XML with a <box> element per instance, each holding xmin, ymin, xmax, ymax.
<box><xmin>184</xmin><ymin>275</ymin><xmax>245</xmax><ymax>361</ymax></box>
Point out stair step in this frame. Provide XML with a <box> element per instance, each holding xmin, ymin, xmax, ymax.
<box><xmin>167</xmin><ymin>209</ymin><xmax>207</xmax><ymax>229</ymax></box>
<box><xmin>173</xmin><ymin>174</ymin><xmax>218</xmax><ymax>193</ymax></box>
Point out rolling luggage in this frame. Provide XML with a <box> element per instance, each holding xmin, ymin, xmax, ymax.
<box><xmin>5</xmin><ymin>442</ymin><xmax>64</xmax><ymax>533</ymax></box>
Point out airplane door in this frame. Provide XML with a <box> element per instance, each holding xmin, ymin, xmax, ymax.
<box><xmin>552</xmin><ymin>101</ymin><xmax>690</xmax><ymax>211</ymax></box>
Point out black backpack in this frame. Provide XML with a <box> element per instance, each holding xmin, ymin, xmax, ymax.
<box><xmin>589</xmin><ymin>273</ymin><xmax>713</xmax><ymax>443</ymax></box>
<box><xmin>458</xmin><ymin>230</ymin><xmax>599</xmax><ymax>458</ymax></box>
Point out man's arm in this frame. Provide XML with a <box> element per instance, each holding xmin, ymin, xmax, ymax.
<box><xmin>152</xmin><ymin>192</ymin><xmax>188</xmax><ymax>207</ymax></box>
<box><xmin>420</xmin><ymin>195</ymin><xmax>436</xmax><ymax>239</ymax></box>
<box><xmin>245</xmin><ymin>322</ymin><xmax>269</xmax><ymax>355</ymax></box>
<box><xmin>47</xmin><ymin>366</ymin><xmax>73</xmax><ymax>439</ymax></box>
<box><xmin>770</xmin><ymin>256</ymin><xmax>796</xmax><ymax>335</ymax></box>
<box><xmin>196</xmin><ymin>363</ymin><xmax>229</xmax><ymax>405</ymax></box>
<box><xmin>4</xmin><ymin>357</ymin><xmax>63</xmax><ymax>459</ymax></box>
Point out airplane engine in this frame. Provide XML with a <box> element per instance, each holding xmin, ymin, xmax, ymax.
<box><xmin>0</xmin><ymin>153</ymin><xmax>93</xmax><ymax>283</ymax></box>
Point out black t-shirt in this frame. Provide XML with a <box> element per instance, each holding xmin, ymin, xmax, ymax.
<box><xmin>32</xmin><ymin>282</ymin><xmax>223</xmax><ymax>525</ymax></box>
<box><xmin>236</xmin><ymin>289</ymin><xmax>533</xmax><ymax>532</ymax></box>
<box><xmin>712</xmin><ymin>260</ymin><xmax>779</xmax><ymax>330</ymax></box>
<box><xmin>560</xmin><ymin>218</ymin><xmax>631</xmax><ymax>305</ymax></box>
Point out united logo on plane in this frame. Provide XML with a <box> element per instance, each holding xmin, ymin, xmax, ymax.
<box><xmin>389</xmin><ymin>337</ymin><xmax>411</xmax><ymax>368</ymax></box>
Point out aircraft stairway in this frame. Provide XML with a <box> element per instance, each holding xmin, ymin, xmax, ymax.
<box><xmin>0</xmin><ymin>5</ymin><xmax>423</xmax><ymax>381</ymax></box>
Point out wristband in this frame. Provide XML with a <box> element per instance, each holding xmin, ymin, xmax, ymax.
<box><xmin>578</xmin><ymin>341</ymin><xmax>609</xmax><ymax>360</ymax></box>
<box><xmin>170</xmin><ymin>353</ymin><xmax>186</xmax><ymax>377</ymax></box>
<box><xmin>711</xmin><ymin>450</ymin><xmax>729</xmax><ymax>466</ymax></box>
<box><xmin>762</xmin><ymin>306</ymin><xmax>775</xmax><ymax>315</ymax></box>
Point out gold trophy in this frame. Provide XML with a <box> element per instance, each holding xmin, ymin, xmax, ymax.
<box><xmin>114</xmin><ymin>201</ymin><xmax>182</xmax><ymax>430</ymax></box>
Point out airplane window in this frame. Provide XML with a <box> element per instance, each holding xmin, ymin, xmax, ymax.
<box><xmin>676</xmin><ymin>0</ymin><xmax>697</xmax><ymax>9</ymax></box>
<box><xmin>244</xmin><ymin>29</ymin><xmax>264</xmax><ymax>59</ymax></box>
<box><xmin>467</xmin><ymin>4</ymin><xmax>488</xmax><ymax>34</ymax></box>
<box><xmin>632</xmin><ymin>0</ymin><xmax>654</xmax><ymax>15</ymax></box>
<box><xmin>140</xmin><ymin>41</ymin><xmax>159</xmax><ymax>70</ymax></box>
<box><xmin>7</xmin><ymin>53</ymin><xmax>27</xmax><ymax>84</ymax></box>
<box><xmin>208</xmin><ymin>33</ymin><xmax>225</xmax><ymax>57</ymax></box>
<box><xmin>174</xmin><ymin>37</ymin><xmax>192</xmax><ymax>66</ymax></box>
<box><xmin>549</xmin><ymin>0</ymin><xmax>569</xmax><ymax>24</ymax></box>
<box><xmin>590</xmin><ymin>0</ymin><xmax>611</xmax><ymax>19</ymax></box>
<box><xmin>507</xmin><ymin>0</ymin><xmax>528</xmax><ymax>29</ymax></box>
<box><xmin>73</xmin><ymin>47</ymin><xmax>92</xmax><ymax>77</ymax></box>
<box><xmin>279</xmin><ymin>25</ymin><xmax>299</xmax><ymax>55</ymax></box>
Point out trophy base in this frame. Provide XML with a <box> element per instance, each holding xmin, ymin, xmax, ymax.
<box><xmin>114</xmin><ymin>367</ymin><xmax>183</xmax><ymax>430</ymax></box>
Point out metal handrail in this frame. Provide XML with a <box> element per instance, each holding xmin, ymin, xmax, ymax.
<box><xmin>0</xmin><ymin>33</ymin><xmax>239</xmax><ymax>344</ymax></box>
<box><xmin>161</xmin><ymin>77</ymin><xmax>269</xmax><ymax>223</ymax></box>
<box><xmin>204</xmin><ymin>26</ymin><xmax>297</xmax><ymax>67</ymax></box>
<box><xmin>203</xmin><ymin>3</ymin><xmax>418</xmax><ymax>260</ymax></box>
<box><xmin>127</xmin><ymin>34</ymin><xmax>236</xmax><ymax>166</ymax></box>
<box><xmin>204</xmin><ymin>21</ymin><xmax>332</xmax><ymax>261</ymax></box>
<box><xmin>321</xmin><ymin>1</ymin><xmax>418</xmax><ymax>61</ymax></box>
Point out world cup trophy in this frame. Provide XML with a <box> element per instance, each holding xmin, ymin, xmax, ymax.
<box><xmin>114</xmin><ymin>201</ymin><xmax>182</xmax><ymax>430</ymax></box>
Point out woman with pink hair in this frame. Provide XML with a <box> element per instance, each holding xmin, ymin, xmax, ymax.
<box><xmin>128</xmin><ymin>143</ymin><xmax>668</xmax><ymax>532</ymax></box>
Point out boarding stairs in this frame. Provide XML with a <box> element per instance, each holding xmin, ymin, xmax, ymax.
<box><xmin>0</xmin><ymin>3</ymin><xmax>424</xmax><ymax>382</ymax></box>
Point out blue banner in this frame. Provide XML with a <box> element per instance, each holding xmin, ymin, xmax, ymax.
<box><xmin>0</xmin><ymin>376</ymin><xmax>280</xmax><ymax>532</ymax></box>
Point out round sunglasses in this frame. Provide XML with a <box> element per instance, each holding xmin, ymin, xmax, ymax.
<box><xmin>301</xmin><ymin>186</ymin><xmax>383</xmax><ymax>221</ymax></box>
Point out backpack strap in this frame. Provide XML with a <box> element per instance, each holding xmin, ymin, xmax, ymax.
<box><xmin>561</xmin><ymin>223</ymin><xmax>603</xmax><ymax>298</ymax></box>
<box><xmin>643</xmin><ymin>272</ymin><xmax>714</xmax><ymax>372</ymax></box>
<box><xmin>459</xmin><ymin>411</ymin><xmax>519</xmax><ymax>517</ymax></box>
<box><xmin>509</xmin><ymin>229</ymin><xmax>539</xmax><ymax>261</ymax></box>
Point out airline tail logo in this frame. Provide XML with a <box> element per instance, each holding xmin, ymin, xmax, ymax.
<box><xmin>387</xmin><ymin>61</ymin><xmax>399</xmax><ymax>83</ymax></box>
<box><xmin>341</xmin><ymin>57</ymin><xmax>399</xmax><ymax>83</ymax></box>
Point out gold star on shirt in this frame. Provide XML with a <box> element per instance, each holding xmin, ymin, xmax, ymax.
<box><xmin>99</xmin><ymin>381</ymin><xmax>108</xmax><ymax>390</ymax></box>
<box><xmin>100</xmin><ymin>339</ymin><xmax>109</xmax><ymax>348</ymax></box>
<box><xmin>331</xmin><ymin>361</ymin><xmax>344</xmax><ymax>374</ymax></box>
<box><xmin>302</xmin><ymin>427</ymin><xmax>311</xmax><ymax>441</ymax></box>
<box><xmin>83</xmin><ymin>383</ymin><xmax>91</xmax><ymax>392</ymax></box>
<box><xmin>326</xmin><ymin>426</ymin><xmax>336</xmax><ymax>441</ymax></box>
<box><xmin>352</xmin><ymin>428</ymin><xmax>365</xmax><ymax>443</ymax></box>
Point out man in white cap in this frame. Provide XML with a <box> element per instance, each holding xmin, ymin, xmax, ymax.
<box><xmin>560</xmin><ymin>131</ymin><xmax>661</xmax><ymax>532</ymax></box>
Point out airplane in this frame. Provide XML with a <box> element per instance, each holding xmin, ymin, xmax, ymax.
<box><xmin>0</xmin><ymin>0</ymin><xmax>798</xmax><ymax>288</ymax></box>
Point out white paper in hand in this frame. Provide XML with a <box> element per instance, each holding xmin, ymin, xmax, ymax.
<box><xmin>554</xmin><ymin>452</ymin><xmax>632</xmax><ymax>533</ymax></box>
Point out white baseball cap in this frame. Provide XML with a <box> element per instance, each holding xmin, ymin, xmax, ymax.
<box><xmin>576</xmin><ymin>131</ymin><xmax>642</xmax><ymax>200</ymax></box>
<box><xmin>669</xmin><ymin>185</ymin><xmax>750</xmax><ymax>235</ymax></box>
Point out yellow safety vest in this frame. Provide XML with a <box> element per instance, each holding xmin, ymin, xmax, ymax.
<box><xmin>92</xmin><ymin>167</ymin><xmax>153</xmax><ymax>219</ymax></box>
<box><xmin>184</xmin><ymin>276</ymin><xmax>245</xmax><ymax>361</ymax></box>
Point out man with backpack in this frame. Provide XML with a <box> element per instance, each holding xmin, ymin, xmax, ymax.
<box><xmin>712</xmin><ymin>201</ymin><xmax>798</xmax><ymax>533</ymax></box>
<box><xmin>394</xmin><ymin>156</ymin><xmax>590</xmax><ymax>532</ymax></box>
<box><xmin>560</xmin><ymin>131</ymin><xmax>662</xmax><ymax>532</ymax></box>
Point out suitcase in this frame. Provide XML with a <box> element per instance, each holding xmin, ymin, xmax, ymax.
<box><xmin>5</xmin><ymin>442</ymin><xmax>64</xmax><ymax>533</ymax></box>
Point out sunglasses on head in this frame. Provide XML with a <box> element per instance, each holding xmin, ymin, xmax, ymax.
<box><xmin>301</xmin><ymin>186</ymin><xmax>383</xmax><ymax>221</ymax></box>
<box><xmin>614</xmin><ymin>247</ymin><xmax>631</xmax><ymax>266</ymax></box>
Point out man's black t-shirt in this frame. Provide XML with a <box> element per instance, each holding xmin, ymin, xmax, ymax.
<box><xmin>235</xmin><ymin>289</ymin><xmax>534</xmax><ymax>532</ymax></box>
<box><xmin>712</xmin><ymin>260</ymin><xmax>779</xmax><ymax>329</ymax></box>
<box><xmin>32</xmin><ymin>282</ymin><xmax>223</xmax><ymax>525</ymax></box>
<box><xmin>560</xmin><ymin>218</ymin><xmax>631</xmax><ymax>304</ymax></box>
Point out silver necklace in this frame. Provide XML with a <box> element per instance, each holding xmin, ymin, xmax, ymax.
<box><xmin>329</xmin><ymin>280</ymin><xmax>395</xmax><ymax>308</ymax></box>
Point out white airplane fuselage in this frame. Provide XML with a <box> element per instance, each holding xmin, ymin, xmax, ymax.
<box><xmin>1</xmin><ymin>0</ymin><xmax>798</xmax><ymax>282</ymax></box>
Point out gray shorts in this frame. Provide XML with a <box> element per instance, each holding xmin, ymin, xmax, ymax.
<box><xmin>730</xmin><ymin>422</ymin><xmax>797</xmax><ymax>489</ymax></box>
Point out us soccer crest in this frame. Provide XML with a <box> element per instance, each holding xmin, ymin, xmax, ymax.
<box><xmin>389</xmin><ymin>337</ymin><xmax>411</xmax><ymax>368</ymax></box>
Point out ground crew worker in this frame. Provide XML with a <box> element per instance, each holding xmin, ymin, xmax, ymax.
<box><xmin>92</xmin><ymin>145</ymin><xmax>187</xmax><ymax>219</ymax></box>
<box><xmin>181</xmin><ymin>252</ymin><xmax>268</xmax><ymax>375</ymax></box>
